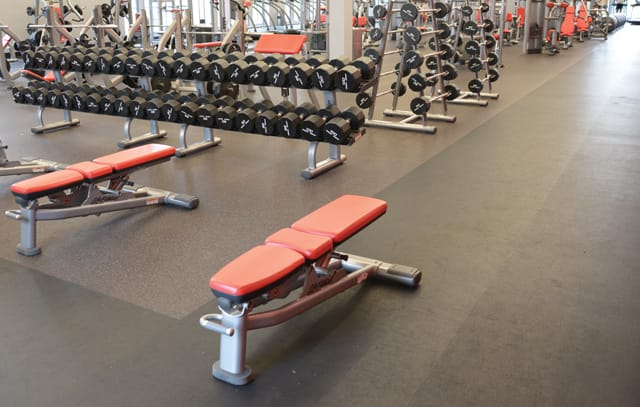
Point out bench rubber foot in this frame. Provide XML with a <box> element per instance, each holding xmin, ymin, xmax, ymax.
<box><xmin>212</xmin><ymin>362</ymin><xmax>253</xmax><ymax>386</ymax></box>
<box><xmin>17</xmin><ymin>245</ymin><xmax>41</xmax><ymax>257</ymax></box>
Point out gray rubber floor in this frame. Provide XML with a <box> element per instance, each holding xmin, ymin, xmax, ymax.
<box><xmin>0</xmin><ymin>26</ymin><xmax>638</xmax><ymax>406</ymax></box>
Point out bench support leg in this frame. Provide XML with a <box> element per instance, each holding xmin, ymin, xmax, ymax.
<box><xmin>212</xmin><ymin>307</ymin><xmax>253</xmax><ymax>385</ymax></box>
<box><xmin>7</xmin><ymin>204</ymin><xmax>42</xmax><ymax>256</ymax></box>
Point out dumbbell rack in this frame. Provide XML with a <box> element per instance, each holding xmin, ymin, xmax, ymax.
<box><xmin>31</xmin><ymin>70</ymin><xmax>80</xmax><ymax>134</ymax></box>
<box><xmin>380</xmin><ymin>0</ymin><xmax>458</xmax><ymax>130</ymax></box>
<box><xmin>362</xmin><ymin>0</ymin><xmax>455</xmax><ymax>134</ymax></box>
<box><xmin>449</xmin><ymin>1</ymin><xmax>499</xmax><ymax>106</ymax></box>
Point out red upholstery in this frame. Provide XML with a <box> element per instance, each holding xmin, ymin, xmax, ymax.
<box><xmin>517</xmin><ymin>7</ymin><xmax>526</xmax><ymax>27</ymax></box>
<box><xmin>253</xmin><ymin>34</ymin><xmax>306</xmax><ymax>55</ymax></box>
<box><xmin>193</xmin><ymin>41</ymin><xmax>222</xmax><ymax>49</ymax></box>
<box><xmin>209</xmin><ymin>245</ymin><xmax>305</xmax><ymax>300</ymax></box>
<box><xmin>560</xmin><ymin>5</ymin><xmax>575</xmax><ymax>36</ymax></box>
<box><xmin>11</xmin><ymin>169</ymin><xmax>84</xmax><ymax>200</ymax></box>
<box><xmin>265</xmin><ymin>228</ymin><xmax>333</xmax><ymax>260</ymax></box>
<box><xmin>66</xmin><ymin>161</ymin><xmax>113</xmax><ymax>180</ymax></box>
<box><xmin>291</xmin><ymin>195</ymin><xmax>387</xmax><ymax>244</ymax></box>
<box><xmin>93</xmin><ymin>144</ymin><xmax>176</xmax><ymax>171</ymax></box>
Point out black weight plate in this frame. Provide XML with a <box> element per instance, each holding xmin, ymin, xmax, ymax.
<box><xmin>410</xmin><ymin>97</ymin><xmax>431</xmax><ymax>115</ymax></box>
<box><xmin>483</xmin><ymin>19</ymin><xmax>495</xmax><ymax>32</ymax></box>
<box><xmin>467</xmin><ymin>57</ymin><xmax>483</xmax><ymax>72</ymax></box>
<box><xmin>434</xmin><ymin>2</ymin><xmax>450</xmax><ymax>18</ymax></box>
<box><xmin>461</xmin><ymin>5</ymin><xmax>473</xmax><ymax>16</ymax></box>
<box><xmin>369</xmin><ymin>27</ymin><xmax>384</xmax><ymax>42</ymax></box>
<box><xmin>488</xmin><ymin>68</ymin><xmax>500</xmax><ymax>82</ymax></box>
<box><xmin>468</xmin><ymin>78</ymin><xmax>483</xmax><ymax>93</ymax></box>
<box><xmin>442</xmin><ymin>63</ymin><xmax>458</xmax><ymax>80</ymax></box>
<box><xmin>400</xmin><ymin>3</ymin><xmax>419</xmax><ymax>21</ymax></box>
<box><xmin>463</xmin><ymin>21</ymin><xmax>479</xmax><ymax>35</ymax></box>
<box><xmin>373</xmin><ymin>5</ymin><xmax>387</xmax><ymax>19</ymax></box>
<box><xmin>408</xmin><ymin>73</ymin><xmax>427</xmax><ymax>92</ymax></box>
<box><xmin>404</xmin><ymin>26</ymin><xmax>422</xmax><ymax>46</ymax></box>
<box><xmin>480</xmin><ymin>3</ymin><xmax>490</xmax><ymax>13</ymax></box>
<box><xmin>444</xmin><ymin>84</ymin><xmax>461</xmax><ymax>100</ymax></box>
<box><xmin>391</xmin><ymin>82</ymin><xmax>407</xmax><ymax>96</ymax></box>
<box><xmin>440</xmin><ymin>43</ymin><xmax>454</xmax><ymax>60</ymax></box>
<box><xmin>403</xmin><ymin>50</ymin><xmax>423</xmax><ymax>69</ymax></box>
<box><xmin>437</xmin><ymin>21</ymin><xmax>451</xmax><ymax>39</ymax></box>
<box><xmin>363</xmin><ymin>48</ymin><xmax>380</xmax><ymax>64</ymax></box>
<box><xmin>355</xmin><ymin>92</ymin><xmax>372</xmax><ymax>109</ymax></box>
<box><xmin>487</xmin><ymin>52</ymin><xmax>499</xmax><ymax>66</ymax></box>
<box><xmin>394</xmin><ymin>62</ymin><xmax>411</xmax><ymax>77</ymax></box>
<box><xmin>428</xmin><ymin>37</ymin><xmax>437</xmax><ymax>51</ymax></box>
<box><xmin>464</xmin><ymin>40</ymin><xmax>481</xmax><ymax>56</ymax></box>
<box><xmin>425</xmin><ymin>55</ymin><xmax>438</xmax><ymax>70</ymax></box>
<box><xmin>485</xmin><ymin>34</ymin><xmax>497</xmax><ymax>48</ymax></box>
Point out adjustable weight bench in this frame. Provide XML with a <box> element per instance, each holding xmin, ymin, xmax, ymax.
<box><xmin>5</xmin><ymin>143</ymin><xmax>199</xmax><ymax>256</ymax></box>
<box><xmin>0</xmin><ymin>139</ymin><xmax>67</xmax><ymax>176</ymax></box>
<box><xmin>200</xmin><ymin>195</ymin><xmax>421</xmax><ymax>385</ymax></box>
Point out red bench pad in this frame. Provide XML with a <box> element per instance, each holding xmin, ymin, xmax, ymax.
<box><xmin>93</xmin><ymin>144</ymin><xmax>176</xmax><ymax>171</ymax></box>
<box><xmin>265</xmin><ymin>228</ymin><xmax>333</xmax><ymax>261</ymax></box>
<box><xmin>66</xmin><ymin>161</ymin><xmax>113</xmax><ymax>180</ymax></box>
<box><xmin>291</xmin><ymin>195</ymin><xmax>387</xmax><ymax>244</ymax></box>
<box><xmin>11</xmin><ymin>169</ymin><xmax>85</xmax><ymax>201</ymax></box>
<box><xmin>210</xmin><ymin>245</ymin><xmax>305</xmax><ymax>301</ymax></box>
<box><xmin>253</xmin><ymin>34</ymin><xmax>306</xmax><ymax>54</ymax></box>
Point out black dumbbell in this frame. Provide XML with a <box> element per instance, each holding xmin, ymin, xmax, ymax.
<box><xmin>124</xmin><ymin>53</ymin><xmax>144</xmax><ymax>76</ymax></box>
<box><xmin>255</xmin><ymin>100</ymin><xmax>296</xmax><ymax>136</ymax></box>
<box><xmin>83</xmin><ymin>53</ymin><xmax>101</xmax><ymax>73</ymax></box>
<box><xmin>11</xmin><ymin>87</ymin><xmax>25</xmax><ymax>104</ymax></box>
<box><xmin>322</xmin><ymin>106</ymin><xmax>365</xmax><ymax>145</ymax></box>
<box><xmin>276</xmin><ymin>102</ymin><xmax>318</xmax><ymax>138</ymax></box>
<box><xmin>467</xmin><ymin>52</ymin><xmax>499</xmax><ymax>72</ymax></box>
<box><xmin>299</xmin><ymin>105</ymin><xmax>341</xmax><ymax>141</ymax></box>
<box><xmin>355</xmin><ymin>80</ymin><xmax>407</xmax><ymax>109</ymax></box>
<box><xmin>464</xmin><ymin>37</ymin><xmax>496</xmax><ymax>57</ymax></box>
<box><xmin>233</xmin><ymin>99</ymin><xmax>275</xmax><ymax>133</ymax></box>
<box><xmin>214</xmin><ymin>98</ymin><xmax>255</xmax><ymax>130</ymax></box>
<box><xmin>409</xmin><ymin>84</ymin><xmax>461</xmax><ymax>115</ymax></box>
<box><xmin>266</xmin><ymin>55</ymin><xmax>305</xmax><ymax>87</ymax></box>
<box><xmin>335</xmin><ymin>56</ymin><xmax>376</xmax><ymax>92</ymax></box>
<box><xmin>407</xmin><ymin>63</ymin><xmax>458</xmax><ymax>91</ymax></box>
<box><xmin>243</xmin><ymin>54</ymin><xmax>281</xmax><ymax>86</ymax></box>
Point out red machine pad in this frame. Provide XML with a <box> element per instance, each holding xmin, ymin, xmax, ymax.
<box><xmin>11</xmin><ymin>169</ymin><xmax>85</xmax><ymax>201</ymax></box>
<box><xmin>210</xmin><ymin>245</ymin><xmax>305</xmax><ymax>301</ymax></box>
<box><xmin>66</xmin><ymin>161</ymin><xmax>113</xmax><ymax>180</ymax></box>
<box><xmin>253</xmin><ymin>34</ymin><xmax>306</xmax><ymax>54</ymax></box>
<box><xmin>193</xmin><ymin>41</ymin><xmax>222</xmax><ymax>49</ymax></box>
<box><xmin>265</xmin><ymin>228</ymin><xmax>333</xmax><ymax>261</ymax></box>
<box><xmin>292</xmin><ymin>195</ymin><xmax>387</xmax><ymax>244</ymax></box>
<box><xmin>93</xmin><ymin>144</ymin><xmax>176</xmax><ymax>171</ymax></box>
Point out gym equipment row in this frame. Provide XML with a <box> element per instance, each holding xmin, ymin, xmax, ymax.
<box><xmin>11</xmin><ymin>80</ymin><xmax>366</xmax><ymax>178</ymax></box>
<box><xmin>200</xmin><ymin>194</ymin><xmax>421</xmax><ymax>385</ymax></box>
<box><xmin>4</xmin><ymin>143</ymin><xmax>198</xmax><ymax>256</ymax></box>
<box><xmin>21</xmin><ymin>45</ymin><xmax>379</xmax><ymax>93</ymax></box>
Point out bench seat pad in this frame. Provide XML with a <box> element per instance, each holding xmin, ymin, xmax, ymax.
<box><xmin>265</xmin><ymin>228</ymin><xmax>333</xmax><ymax>261</ymax></box>
<box><xmin>93</xmin><ymin>144</ymin><xmax>176</xmax><ymax>171</ymax></box>
<box><xmin>66</xmin><ymin>161</ymin><xmax>113</xmax><ymax>180</ymax></box>
<box><xmin>210</xmin><ymin>245</ymin><xmax>305</xmax><ymax>301</ymax></box>
<box><xmin>11</xmin><ymin>169</ymin><xmax>85</xmax><ymax>201</ymax></box>
<box><xmin>291</xmin><ymin>195</ymin><xmax>387</xmax><ymax>244</ymax></box>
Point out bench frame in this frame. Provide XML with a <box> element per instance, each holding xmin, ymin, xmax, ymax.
<box><xmin>5</xmin><ymin>145</ymin><xmax>198</xmax><ymax>256</ymax></box>
<box><xmin>0</xmin><ymin>139</ymin><xmax>67</xmax><ymax>176</ymax></box>
<box><xmin>200</xmin><ymin>196</ymin><xmax>420</xmax><ymax>385</ymax></box>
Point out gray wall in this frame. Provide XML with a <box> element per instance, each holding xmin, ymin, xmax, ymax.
<box><xmin>2</xmin><ymin>1</ymin><xmax>112</xmax><ymax>39</ymax></box>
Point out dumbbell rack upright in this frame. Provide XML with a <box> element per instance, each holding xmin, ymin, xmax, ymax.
<box><xmin>363</xmin><ymin>0</ymin><xmax>455</xmax><ymax>134</ymax></box>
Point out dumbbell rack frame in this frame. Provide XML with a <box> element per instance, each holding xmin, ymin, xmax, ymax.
<box><xmin>449</xmin><ymin>1</ymin><xmax>499</xmax><ymax>106</ymax></box>
<box><xmin>363</xmin><ymin>0</ymin><xmax>455</xmax><ymax>134</ymax></box>
<box><xmin>31</xmin><ymin>70</ymin><xmax>81</xmax><ymax>134</ymax></box>
<box><xmin>119</xmin><ymin>76</ymin><xmax>169</xmax><ymax>149</ymax></box>
<box><xmin>0</xmin><ymin>23</ymin><xmax>25</xmax><ymax>88</ymax></box>
<box><xmin>174</xmin><ymin>80</ymin><xmax>222</xmax><ymax>157</ymax></box>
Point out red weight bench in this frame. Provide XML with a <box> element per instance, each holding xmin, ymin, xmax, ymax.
<box><xmin>200</xmin><ymin>195</ymin><xmax>421</xmax><ymax>385</ymax></box>
<box><xmin>253</xmin><ymin>33</ymin><xmax>307</xmax><ymax>55</ymax></box>
<box><xmin>5</xmin><ymin>144</ymin><xmax>199</xmax><ymax>256</ymax></box>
